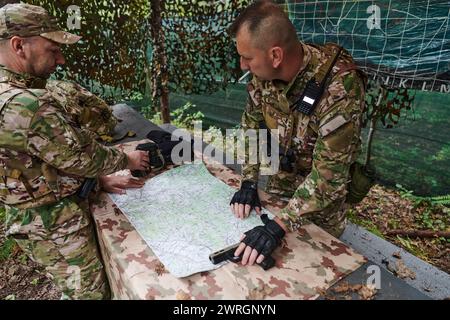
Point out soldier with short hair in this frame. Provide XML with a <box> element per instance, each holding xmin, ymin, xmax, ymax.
<box><xmin>0</xmin><ymin>3</ymin><xmax>149</xmax><ymax>299</ymax></box>
<box><xmin>229</xmin><ymin>1</ymin><xmax>367</xmax><ymax>267</ymax></box>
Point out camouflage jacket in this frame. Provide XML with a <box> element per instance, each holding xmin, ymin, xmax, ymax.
<box><xmin>241</xmin><ymin>42</ymin><xmax>366</xmax><ymax>232</ymax></box>
<box><xmin>46</xmin><ymin>80</ymin><xmax>118</xmax><ymax>140</ymax></box>
<box><xmin>0</xmin><ymin>65</ymin><xmax>128</xmax><ymax>209</ymax></box>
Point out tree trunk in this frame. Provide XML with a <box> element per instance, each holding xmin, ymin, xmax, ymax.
<box><xmin>150</xmin><ymin>0</ymin><xmax>170</xmax><ymax>123</ymax></box>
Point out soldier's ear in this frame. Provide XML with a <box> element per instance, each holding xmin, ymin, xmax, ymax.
<box><xmin>270</xmin><ymin>46</ymin><xmax>283</xmax><ymax>68</ymax></box>
<box><xmin>10</xmin><ymin>36</ymin><xmax>26</xmax><ymax>58</ymax></box>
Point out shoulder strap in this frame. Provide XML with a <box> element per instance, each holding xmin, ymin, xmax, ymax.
<box><xmin>315</xmin><ymin>45</ymin><xmax>342</xmax><ymax>86</ymax></box>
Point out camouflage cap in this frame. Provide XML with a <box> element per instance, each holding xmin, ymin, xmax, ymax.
<box><xmin>0</xmin><ymin>3</ymin><xmax>81</xmax><ymax>44</ymax></box>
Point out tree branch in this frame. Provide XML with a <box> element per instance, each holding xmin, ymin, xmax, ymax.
<box><xmin>387</xmin><ymin>229</ymin><xmax>450</xmax><ymax>239</ymax></box>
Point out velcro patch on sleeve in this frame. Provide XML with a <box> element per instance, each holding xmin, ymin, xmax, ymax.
<box><xmin>319</xmin><ymin>115</ymin><xmax>349</xmax><ymax>137</ymax></box>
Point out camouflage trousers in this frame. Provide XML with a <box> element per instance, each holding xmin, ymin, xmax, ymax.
<box><xmin>4</xmin><ymin>195</ymin><xmax>110</xmax><ymax>300</ymax></box>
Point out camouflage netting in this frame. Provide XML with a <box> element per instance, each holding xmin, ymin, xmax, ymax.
<box><xmin>23</xmin><ymin>0</ymin><xmax>150</xmax><ymax>104</ymax></box>
<box><xmin>363</xmin><ymin>81</ymin><xmax>415</xmax><ymax>130</ymax></box>
<box><xmin>19</xmin><ymin>0</ymin><xmax>254</xmax><ymax>111</ymax></box>
<box><xmin>149</xmin><ymin>0</ymin><xmax>253</xmax><ymax>120</ymax></box>
<box><xmin>161</xmin><ymin>0</ymin><xmax>251</xmax><ymax>95</ymax></box>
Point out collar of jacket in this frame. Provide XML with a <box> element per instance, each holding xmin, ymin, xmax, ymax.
<box><xmin>0</xmin><ymin>64</ymin><xmax>47</xmax><ymax>89</ymax></box>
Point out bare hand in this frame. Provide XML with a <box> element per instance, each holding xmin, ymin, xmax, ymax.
<box><xmin>126</xmin><ymin>150</ymin><xmax>149</xmax><ymax>171</ymax></box>
<box><xmin>99</xmin><ymin>174</ymin><xmax>146</xmax><ymax>194</ymax></box>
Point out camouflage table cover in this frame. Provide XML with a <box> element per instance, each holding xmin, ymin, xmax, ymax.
<box><xmin>90</xmin><ymin>140</ymin><xmax>366</xmax><ymax>300</ymax></box>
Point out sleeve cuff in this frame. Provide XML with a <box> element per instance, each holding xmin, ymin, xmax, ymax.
<box><xmin>279</xmin><ymin>207</ymin><xmax>308</xmax><ymax>233</ymax></box>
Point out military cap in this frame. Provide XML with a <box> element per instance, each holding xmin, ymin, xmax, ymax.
<box><xmin>0</xmin><ymin>3</ymin><xmax>81</xmax><ymax>44</ymax></box>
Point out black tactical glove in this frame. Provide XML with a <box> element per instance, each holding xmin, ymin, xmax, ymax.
<box><xmin>230</xmin><ymin>180</ymin><xmax>261</xmax><ymax>210</ymax></box>
<box><xmin>242</xmin><ymin>214</ymin><xmax>285</xmax><ymax>259</ymax></box>
<box><xmin>147</xmin><ymin>130</ymin><xmax>194</xmax><ymax>164</ymax></box>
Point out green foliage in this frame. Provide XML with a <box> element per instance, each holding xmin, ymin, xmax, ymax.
<box><xmin>128</xmin><ymin>91</ymin><xmax>145</xmax><ymax>102</ymax></box>
<box><xmin>396</xmin><ymin>184</ymin><xmax>450</xmax><ymax>207</ymax></box>
<box><xmin>416</xmin><ymin>208</ymin><xmax>447</xmax><ymax>231</ymax></box>
<box><xmin>0</xmin><ymin>237</ymin><xmax>15</xmax><ymax>262</ymax></box>
<box><xmin>203</xmin><ymin>126</ymin><xmax>241</xmax><ymax>159</ymax></box>
<box><xmin>387</xmin><ymin>218</ymin><xmax>400</xmax><ymax>229</ymax></box>
<box><xmin>363</xmin><ymin>88</ymin><xmax>450</xmax><ymax>196</ymax></box>
<box><xmin>395</xmin><ymin>236</ymin><xmax>428</xmax><ymax>260</ymax></box>
<box><xmin>149</xmin><ymin>102</ymin><xmax>204</xmax><ymax>130</ymax></box>
<box><xmin>426</xmin><ymin>195</ymin><xmax>450</xmax><ymax>206</ymax></box>
<box><xmin>395</xmin><ymin>184</ymin><xmax>449</xmax><ymax>239</ymax></box>
<box><xmin>396</xmin><ymin>184</ymin><xmax>416</xmax><ymax>200</ymax></box>
<box><xmin>0</xmin><ymin>206</ymin><xmax>17</xmax><ymax>262</ymax></box>
<box><xmin>171</xmin><ymin>103</ymin><xmax>205</xmax><ymax>130</ymax></box>
<box><xmin>19</xmin><ymin>253</ymin><xmax>28</xmax><ymax>264</ymax></box>
<box><xmin>347</xmin><ymin>209</ymin><xmax>385</xmax><ymax>239</ymax></box>
<box><xmin>432</xmin><ymin>146</ymin><xmax>450</xmax><ymax>162</ymax></box>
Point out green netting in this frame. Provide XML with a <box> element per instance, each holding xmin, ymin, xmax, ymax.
<box><xmin>168</xmin><ymin>84</ymin><xmax>449</xmax><ymax>196</ymax></box>
<box><xmin>283</xmin><ymin>0</ymin><xmax>449</xmax><ymax>195</ymax></box>
<box><xmin>365</xmin><ymin>89</ymin><xmax>450</xmax><ymax>196</ymax></box>
<box><xmin>286</xmin><ymin>0</ymin><xmax>450</xmax><ymax>93</ymax></box>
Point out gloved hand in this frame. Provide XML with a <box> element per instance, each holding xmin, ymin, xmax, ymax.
<box><xmin>130</xmin><ymin>142</ymin><xmax>165</xmax><ymax>177</ymax></box>
<box><xmin>230</xmin><ymin>180</ymin><xmax>261</xmax><ymax>219</ymax></box>
<box><xmin>242</xmin><ymin>214</ymin><xmax>285</xmax><ymax>259</ymax></box>
<box><xmin>147</xmin><ymin>130</ymin><xmax>194</xmax><ymax>164</ymax></box>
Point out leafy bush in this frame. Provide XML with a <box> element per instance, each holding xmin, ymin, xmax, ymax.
<box><xmin>149</xmin><ymin>102</ymin><xmax>204</xmax><ymax>130</ymax></box>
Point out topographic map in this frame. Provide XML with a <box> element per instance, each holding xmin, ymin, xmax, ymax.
<box><xmin>110</xmin><ymin>163</ymin><xmax>272</xmax><ymax>278</ymax></box>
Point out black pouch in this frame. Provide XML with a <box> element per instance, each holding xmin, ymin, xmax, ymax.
<box><xmin>280</xmin><ymin>149</ymin><xmax>296</xmax><ymax>173</ymax></box>
<box><xmin>346</xmin><ymin>162</ymin><xmax>376</xmax><ymax>204</ymax></box>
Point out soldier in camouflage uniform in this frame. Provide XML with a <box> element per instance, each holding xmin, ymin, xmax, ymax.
<box><xmin>229</xmin><ymin>1</ymin><xmax>366</xmax><ymax>267</ymax></box>
<box><xmin>0</xmin><ymin>3</ymin><xmax>149</xmax><ymax>299</ymax></box>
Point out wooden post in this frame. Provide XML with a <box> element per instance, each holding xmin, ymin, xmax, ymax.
<box><xmin>150</xmin><ymin>0</ymin><xmax>170</xmax><ymax>123</ymax></box>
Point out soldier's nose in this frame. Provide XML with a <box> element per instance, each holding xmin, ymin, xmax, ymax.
<box><xmin>56</xmin><ymin>53</ymin><xmax>65</xmax><ymax>66</ymax></box>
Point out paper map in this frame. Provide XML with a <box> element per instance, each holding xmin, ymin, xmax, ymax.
<box><xmin>110</xmin><ymin>163</ymin><xmax>272</xmax><ymax>278</ymax></box>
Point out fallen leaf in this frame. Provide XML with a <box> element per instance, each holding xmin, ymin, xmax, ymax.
<box><xmin>315</xmin><ymin>287</ymin><xmax>337</xmax><ymax>300</ymax></box>
<box><xmin>330</xmin><ymin>282</ymin><xmax>376</xmax><ymax>300</ymax></box>
<box><xmin>394</xmin><ymin>260</ymin><xmax>416</xmax><ymax>280</ymax></box>
<box><xmin>392</xmin><ymin>251</ymin><xmax>402</xmax><ymax>259</ymax></box>
<box><xmin>332</xmin><ymin>282</ymin><xmax>351</xmax><ymax>293</ymax></box>
<box><xmin>357</xmin><ymin>284</ymin><xmax>378</xmax><ymax>300</ymax></box>
<box><xmin>154</xmin><ymin>262</ymin><xmax>167</xmax><ymax>276</ymax></box>
<box><xmin>350</xmin><ymin>284</ymin><xmax>363</xmax><ymax>291</ymax></box>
